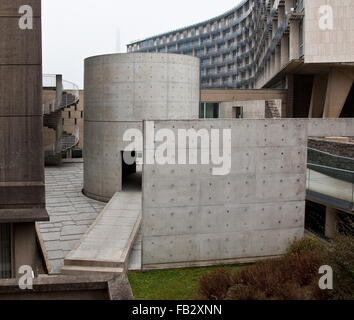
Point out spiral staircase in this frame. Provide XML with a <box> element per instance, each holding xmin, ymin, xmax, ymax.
<box><xmin>43</xmin><ymin>75</ymin><xmax>80</xmax><ymax>165</ymax></box>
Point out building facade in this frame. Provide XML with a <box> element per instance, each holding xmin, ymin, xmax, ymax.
<box><xmin>128</xmin><ymin>0</ymin><xmax>354</xmax><ymax>118</ymax></box>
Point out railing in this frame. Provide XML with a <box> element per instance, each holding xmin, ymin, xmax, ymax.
<box><xmin>42</xmin><ymin>74</ymin><xmax>80</xmax><ymax>115</ymax></box>
<box><xmin>296</xmin><ymin>0</ymin><xmax>304</xmax><ymax>12</ymax></box>
<box><xmin>306</xmin><ymin>164</ymin><xmax>353</xmax><ymax>207</ymax></box>
<box><xmin>308</xmin><ymin>147</ymin><xmax>354</xmax><ymax>174</ymax></box>
<box><xmin>307</xmin><ymin>147</ymin><xmax>354</xmax><ymax>208</ymax></box>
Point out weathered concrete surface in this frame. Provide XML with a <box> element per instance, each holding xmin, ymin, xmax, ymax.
<box><xmin>304</xmin><ymin>0</ymin><xmax>354</xmax><ymax>63</ymax></box>
<box><xmin>0</xmin><ymin>0</ymin><xmax>48</xmax><ymax>277</ymax></box>
<box><xmin>39</xmin><ymin>162</ymin><xmax>105</xmax><ymax>274</ymax></box>
<box><xmin>0</xmin><ymin>0</ymin><xmax>46</xmax><ymax>218</ymax></box>
<box><xmin>63</xmin><ymin>188</ymin><xmax>141</xmax><ymax>276</ymax></box>
<box><xmin>0</xmin><ymin>274</ymin><xmax>134</xmax><ymax>300</ymax></box>
<box><xmin>142</xmin><ymin>118</ymin><xmax>354</xmax><ymax>269</ymax></box>
<box><xmin>83</xmin><ymin>53</ymin><xmax>200</xmax><ymax>201</ymax></box>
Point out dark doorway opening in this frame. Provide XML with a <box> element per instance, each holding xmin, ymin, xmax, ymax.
<box><xmin>121</xmin><ymin>151</ymin><xmax>142</xmax><ymax>191</ymax></box>
<box><xmin>340</xmin><ymin>82</ymin><xmax>354</xmax><ymax>118</ymax></box>
<box><xmin>305</xmin><ymin>200</ymin><xmax>326</xmax><ymax>237</ymax></box>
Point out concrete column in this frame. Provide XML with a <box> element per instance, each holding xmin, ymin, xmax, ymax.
<box><xmin>289</xmin><ymin>20</ymin><xmax>300</xmax><ymax>60</ymax></box>
<box><xmin>84</xmin><ymin>53</ymin><xmax>200</xmax><ymax>201</ymax></box>
<box><xmin>13</xmin><ymin>223</ymin><xmax>45</xmax><ymax>277</ymax></box>
<box><xmin>55</xmin><ymin>74</ymin><xmax>63</xmax><ymax>106</ymax></box>
<box><xmin>272</xmin><ymin>21</ymin><xmax>278</xmax><ymax>39</ymax></box>
<box><xmin>280</xmin><ymin>34</ymin><xmax>289</xmax><ymax>67</ymax></box>
<box><xmin>271</xmin><ymin>52</ymin><xmax>276</xmax><ymax>78</ymax></box>
<box><xmin>308</xmin><ymin>74</ymin><xmax>328</xmax><ymax>118</ymax></box>
<box><xmin>278</xmin><ymin>6</ymin><xmax>285</xmax><ymax>28</ymax></box>
<box><xmin>286</xmin><ymin>74</ymin><xmax>295</xmax><ymax>117</ymax></box>
<box><xmin>323</xmin><ymin>68</ymin><xmax>354</xmax><ymax>118</ymax></box>
<box><xmin>0</xmin><ymin>0</ymin><xmax>48</xmax><ymax>224</ymax></box>
<box><xmin>325</xmin><ymin>207</ymin><xmax>339</xmax><ymax>239</ymax></box>
<box><xmin>275</xmin><ymin>45</ymin><xmax>281</xmax><ymax>73</ymax></box>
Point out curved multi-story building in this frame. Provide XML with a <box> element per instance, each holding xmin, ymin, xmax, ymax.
<box><xmin>128</xmin><ymin>0</ymin><xmax>304</xmax><ymax>90</ymax></box>
<box><xmin>128</xmin><ymin>0</ymin><xmax>354</xmax><ymax>118</ymax></box>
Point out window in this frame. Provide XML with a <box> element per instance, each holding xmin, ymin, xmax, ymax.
<box><xmin>233</xmin><ymin>106</ymin><xmax>244</xmax><ymax>118</ymax></box>
<box><xmin>0</xmin><ymin>224</ymin><xmax>12</xmax><ymax>279</ymax></box>
<box><xmin>200</xmin><ymin>103</ymin><xmax>220</xmax><ymax>118</ymax></box>
<box><xmin>68</xmin><ymin>111</ymin><xmax>71</xmax><ymax>119</ymax></box>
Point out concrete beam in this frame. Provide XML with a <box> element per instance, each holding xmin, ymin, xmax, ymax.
<box><xmin>289</xmin><ymin>20</ymin><xmax>300</xmax><ymax>60</ymax></box>
<box><xmin>325</xmin><ymin>206</ymin><xmax>339</xmax><ymax>239</ymax></box>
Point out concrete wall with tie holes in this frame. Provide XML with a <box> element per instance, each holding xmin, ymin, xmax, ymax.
<box><xmin>142</xmin><ymin>118</ymin><xmax>354</xmax><ymax>269</ymax></box>
<box><xmin>83</xmin><ymin>53</ymin><xmax>200</xmax><ymax>202</ymax></box>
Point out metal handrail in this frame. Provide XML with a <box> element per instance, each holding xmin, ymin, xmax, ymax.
<box><xmin>44</xmin><ymin>126</ymin><xmax>80</xmax><ymax>155</ymax></box>
<box><xmin>307</xmin><ymin>163</ymin><xmax>354</xmax><ymax>175</ymax></box>
<box><xmin>307</xmin><ymin>147</ymin><xmax>354</xmax><ymax>162</ymax></box>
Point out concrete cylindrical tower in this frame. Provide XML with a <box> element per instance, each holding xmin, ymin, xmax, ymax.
<box><xmin>84</xmin><ymin>53</ymin><xmax>200</xmax><ymax>201</ymax></box>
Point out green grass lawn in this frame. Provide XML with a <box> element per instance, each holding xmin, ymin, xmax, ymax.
<box><xmin>128</xmin><ymin>265</ymin><xmax>243</xmax><ymax>300</ymax></box>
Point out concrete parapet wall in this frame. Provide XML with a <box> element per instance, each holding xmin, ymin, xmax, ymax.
<box><xmin>142</xmin><ymin>118</ymin><xmax>354</xmax><ymax>268</ymax></box>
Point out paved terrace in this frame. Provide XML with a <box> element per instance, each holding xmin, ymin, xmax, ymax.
<box><xmin>39</xmin><ymin>161</ymin><xmax>142</xmax><ymax>274</ymax></box>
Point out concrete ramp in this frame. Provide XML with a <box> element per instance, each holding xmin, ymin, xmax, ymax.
<box><xmin>62</xmin><ymin>191</ymin><xmax>141</xmax><ymax>276</ymax></box>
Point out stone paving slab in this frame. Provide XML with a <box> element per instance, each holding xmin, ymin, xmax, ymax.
<box><xmin>39</xmin><ymin>162</ymin><xmax>143</xmax><ymax>274</ymax></box>
<box><xmin>38</xmin><ymin>163</ymin><xmax>105</xmax><ymax>274</ymax></box>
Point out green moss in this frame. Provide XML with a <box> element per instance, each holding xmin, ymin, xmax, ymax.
<box><xmin>128</xmin><ymin>265</ymin><xmax>242</xmax><ymax>300</ymax></box>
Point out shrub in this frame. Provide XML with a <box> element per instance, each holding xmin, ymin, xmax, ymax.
<box><xmin>327</xmin><ymin>235</ymin><xmax>354</xmax><ymax>300</ymax></box>
<box><xmin>197</xmin><ymin>268</ymin><xmax>233</xmax><ymax>300</ymax></box>
<box><xmin>286</xmin><ymin>237</ymin><xmax>325</xmax><ymax>257</ymax></box>
<box><xmin>197</xmin><ymin>237</ymin><xmax>354</xmax><ymax>300</ymax></box>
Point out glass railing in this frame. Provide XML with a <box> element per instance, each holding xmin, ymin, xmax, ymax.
<box><xmin>307</xmin><ymin>148</ymin><xmax>354</xmax><ymax>207</ymax></box>
<box><xmin>308</xmin><ymin>147</ymin><xmax>354</xmax><ymax>173</ymax></box>
<box><xmin>306</xmin><ymin>164</ymin><xmax>353</xmax><ymax>206</ymax></box>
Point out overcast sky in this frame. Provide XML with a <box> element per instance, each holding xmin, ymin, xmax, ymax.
<box><xmin>42</xmin><ymin>0</ymin><xmax>241</xmax><ymax>88</ymax></box>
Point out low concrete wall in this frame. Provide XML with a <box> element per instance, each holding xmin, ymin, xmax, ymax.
<box><xmin>201</xmin><ymin>89</ymin><xmax>288</xmax><ymax>117</ymax></box>
<box><xmin>142</xmin><ymin>118</ymin><xmax>354</xmax><ymax>269</ymax></box>
<box><xmin>0</xmin><ymin>274</ymin><xmax>133</xmax><ymax>300</ymax></box>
